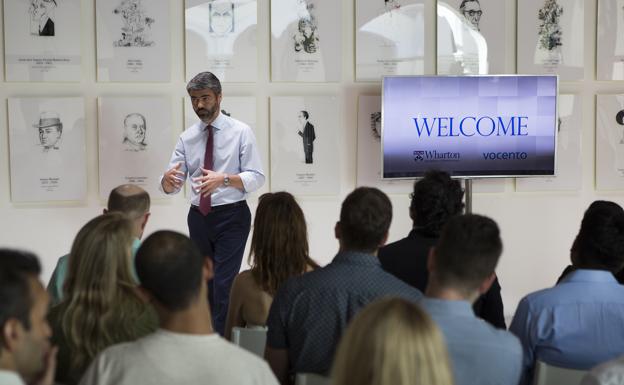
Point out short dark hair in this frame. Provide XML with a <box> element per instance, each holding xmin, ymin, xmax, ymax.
<box><xmin>0</xmin><ymin>249</ymin><xmax>41</xmax><ymax>343</ymax></box>
<box><xmin>135</xmin><ymin>231</ymin><xmax>205</xmax><ymax>311</ymax></box>
<box><xmin>339</xmin><ymin>187</ymin><xmax>392</xmax><ymax>253</ymax></box>
<box><xmin>434</xmin><ymin>214</ymin><xmax>502</xmax><ymax>292</ymax></box>
<box><xmin>107</xmin><ymin>184</ymin><xmax>150</xmax><ymax>219</ymax></box>
<box><xmin>460</xmin><ymin>0</ymin><xmax>480</xmax><ymax>10</ymax></box>
<box><xmin>410</xmin><ymin>170</ymin><xmax>464</xmax><ymax>237</ymax></box>
<box><xmin>300</xmin><ymin>110</ymin><xmax>309</xmax><ymax>120</ymax></box>
<box><xmin>123</xmin><ymin>113</ymin><xmax>146</xmax><ymax>128</ymax></box>
<box><xmin>571</xmin><ymin>201</ymin><xmax>624</xmax><ymax>272</ymax></box>
<box><xmin>186</xmin><ymin>72</ymin><xmax>222</xmax><ymax>96</ymax></box>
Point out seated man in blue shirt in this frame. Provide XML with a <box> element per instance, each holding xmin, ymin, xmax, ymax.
<box><xmin>46</xmin><ymin>184</ymin><xmax>150</xmax><ymax>304</ymax></box>
<box><xmin>421</xmin><ymin>214</ymin><xmax>522</xmax><ymax>385</ymax></box>
<box><xmin>510</xmin><ymin>200</ymin><xmax>624</xmax><ymax>385</ymax></box>
<box><xmin>264</xmin><ymin>187</ymin><xmax>423</xmax><ymax>384</ymax></box>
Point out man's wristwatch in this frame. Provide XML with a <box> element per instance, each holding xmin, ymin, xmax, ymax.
<box><xmin>223</xmin><ymin>174</ymin><xmax>231</xmax><ymax>187</ymax></box>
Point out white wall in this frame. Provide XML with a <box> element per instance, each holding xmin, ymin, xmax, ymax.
<box><xmin>0</xmin><ymin>0</ymin><xmax>622</xmax><ymax>318</ymax></box>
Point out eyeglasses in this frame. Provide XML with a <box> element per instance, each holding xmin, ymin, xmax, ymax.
<box><xmin>190</xmin><ymin>95</ymin><xmax>213</xmax><ymax>105</ymax></box>
<box><xmin>463</xmin><ymin>10</ymin><xmax>482</xmax><ymax>17</ymax></box>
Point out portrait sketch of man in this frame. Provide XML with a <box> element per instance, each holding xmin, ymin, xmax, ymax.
<box><xmin>34</xmin><ymin>111</ymin><xmax>63</xmax><ymax>151</ymax></box>
<box><xmin>122</xmin><ymin>112</ymin><xmax>147</xmax><ymax>151</ymax></box>
<box><xmin>293</xmin><ymin>17</ymin><xmax>319</xmax><ymax>53</ymax></box>
<box><xmin>209</xmin><ymin>2</ymin><xmax>235</xmax><ymax>35</ymax></box>
<box><xmin>459</xmin><ymin>0</ymin><xmax>482</xmax><ymax>31</ymax></box>
<box><xmin>297</xmin><ymin>110</ymin><xmax>316</xmax><ymax>164</ymax></box>
<box><xmin>370</xmin><ymin>111</ymin><xmax>381</xmax><ymax>140</ymax></box>
<box><xmin>113</xmin><ymin>0</ymin><xmax>155</xmax><ymax>47</ymax></box>
<box><xmin>29</xmin><ymin>0</ymin><xmax>57</xmax><ymax>36</ymax></box>
<box><xmin>538</xmin><ymin>0</ymin><xmax>563</xmax><ymax>51</ymax></box>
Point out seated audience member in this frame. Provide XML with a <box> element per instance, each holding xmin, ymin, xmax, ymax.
<box><xmin>0</xmin><ymin>249</ymin><xmax>56</xmax><ymax>385</ymax></box>
<box><xmin>581</xmin><ymin>356</ymin><xmax>624</xmax><ymax>385</ymax></box>
<box><xmin>47</xmin><ymin>184</ymin><xmax>150</xmax><ymax>304</ymax></box>
<box><xmin>556</xmin><ymin>201</ymin><xmax>624</xmax><ymax>285</ymax></box>
<box><xmin>48</xmin><ymin>213</ymin><xmax>158</xmax><ymax>385</ymax></box>
<box><xmin>510</xmin><ymin>200</ymin><xmax>624</xmax><ymax>385</ymax></box>
<box><xmin>225</xmin><ymin>192</ymin><xmax>318</xmax><ymax>339</ymax></box>
<box><xmin>265</xmin><ymin>187</ymin><xmax>423</xmax><ymax>384</ymax></box>
<box><xmin>379</xmin><ymin>170</ymin><xmax>506</xmax><ymax>328</ymax></box>
<box><xmin>332</xmin><ymin>298</ymin><xmax>454</xmax><ymax>385</ymax></box>
<box><xmin>79</xmin><ymin>231</ymin><xmax>279</xmax><ymax>385</ymax></box>
<box><xmin>422</xmin><ymin>214</ymin><xmax>522</xmax><ymax>385</ymax></box>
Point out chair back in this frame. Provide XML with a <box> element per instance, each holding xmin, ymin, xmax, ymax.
<box><xmin>230</xmin><ymin>326</ymin><xmax>267</xmax><ymax>357</ymax></box>
<box><xmin>533</xmin><ymin>360</ymin><xmax>588</xmax><ymax>385</ymax></box>
<box><xmin>295</xmin><ymin>373</ymin><xmax>331</xmax><ymax>385</ymax></box>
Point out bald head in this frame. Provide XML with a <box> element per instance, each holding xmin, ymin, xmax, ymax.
<box><xmin>106</xmin><ymin>184</ymin><xmax>151</xmax><ymax>238</ymax></box>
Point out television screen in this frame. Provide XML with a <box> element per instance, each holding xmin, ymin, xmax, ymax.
<box><xmin>382</xmin><ymin>75</ymin><xmax>558</xmax><ymax>178</ymax></box>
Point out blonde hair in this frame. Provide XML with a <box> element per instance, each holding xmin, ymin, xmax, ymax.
<box><xmin>332</xmin><ymin>298</ymin><xmax>454</xmax><ymax>385</ymax></box>
<box><xmin>61</xmin><ymin>212</ymin><xmax>149</xmax><ymax>373</ymax></box>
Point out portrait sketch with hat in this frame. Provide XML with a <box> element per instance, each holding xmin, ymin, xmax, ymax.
<box><xmin>34</xmin><ymin>111</ymin><xmax>63</xmax><ymax>151</ymax></box>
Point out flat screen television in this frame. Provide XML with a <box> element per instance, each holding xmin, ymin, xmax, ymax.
<box><xmin>382</xmin><ymin>75</ymin><xmax>558</xmax><ymax>179</ymax></box>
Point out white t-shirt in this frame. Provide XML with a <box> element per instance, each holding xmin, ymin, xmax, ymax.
<box><xmin>79</xmin><ymin>329</ymin><xmax>278</xmax><ymax>385</ymax></box>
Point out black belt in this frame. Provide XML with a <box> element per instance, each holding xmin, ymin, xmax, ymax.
<box><xmin>190</xmin><ymin>200</ymin><xmax>246</xmax><ymax>213</ymax></box>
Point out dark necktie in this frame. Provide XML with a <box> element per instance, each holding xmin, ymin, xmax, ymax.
<box><xmin>199</xmin><ymin>125</ymin><xmax>214</xmax><ymax>215</ymax></box>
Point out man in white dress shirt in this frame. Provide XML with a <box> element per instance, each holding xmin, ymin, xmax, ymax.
<box><xmin>160</xmin><ymin>71</ymin><xmax>265</xmax><ymax>335</ymax></box>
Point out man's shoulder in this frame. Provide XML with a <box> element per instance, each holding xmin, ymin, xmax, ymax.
<box><xmin>180</xmin><ymin>121</ymin><xmax>203</xmax><ymax>140</ymax></box>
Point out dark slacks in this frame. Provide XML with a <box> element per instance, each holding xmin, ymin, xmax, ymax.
<box><xmin>187</xmin><ymin>201</ymin><xmax>251</xmax><ymax>335</ymax></box>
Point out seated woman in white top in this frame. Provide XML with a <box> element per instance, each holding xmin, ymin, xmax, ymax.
<box><xmin>225</xmin><ymin>192</ymin><xmax>318</xmax><ymax>339</ymax></box>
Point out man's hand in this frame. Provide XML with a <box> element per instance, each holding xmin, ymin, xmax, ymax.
<box><xmin>162</xmin><ymin>162</ymin><xmax>185</xmax><ymax>193</ymax></box>
<box><xmin>192</xmin><ymin>168</ymin><xmax>225</xmax><ymax>197</ymax></box>
<box><xmin>31</xmin><ymin>346</ymin><xmax>58</xmax><ymax>385</ymax></box>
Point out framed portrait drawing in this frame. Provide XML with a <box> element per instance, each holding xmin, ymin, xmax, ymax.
<box><xmin>4</xmin><ymin>0</ymin><xmax>81</xmax><ymax>81</ymax></box>
<box><xmin>185</xmin><ymin>0</ymin><xmax>257</xmax><ymax>82</ymax></box>
<box><xmin>98</xmin><ymin>97</ymin><xmax>173</xmax><ymax>199</ymax></box>
<box><xmin>437</xmin><ymin>0</ymin><xmax>507</xmax><ymax>75</ymax></box>
<box><xmin>597</xmin><ymin>0</ymin><xmax>624</xmax><ymax>80</ymax></box>
<box><xmin>96</xmin><ymin>0</ymin><xmax>171</xmax><ymax>82</ymax></box>
<box><xmin>596</xmin><ymin>94</ymin><xmax>624</xmax><ymax>190</ymax></box>
<box><xmin>517</xmin><ymin>0</ymin><xmax>584</xmax><ymax>81</ymax></box>
<box><xmin>270</xmin><ymin>96</ymin><xmax>340</xmax><ymax>195</ymax></box>
<box><xmin>8</xmin><ymin>97</ymin><xmax>86</xmax><ymax>202</ymax></box>
<box><xmin>271</xmin><ymin>0</ymin><xmax>342</xmax><ymax>82</ymax></box>
<box><xmin>357</xmin><ymin>95</ymin><xmax>412</xmax><ymax>193</ymax></box>
<box><xmin>516</xmin><ymin>94</ymin><xmax>582</xmax><ymax>192</ymax></box>
<box><xmin>184</xmin><ymin>96</ymin><xmax>268</xmax><ymax>196</ymax></box>
<box><xmin>356</xmin><ymin>0</ymin><xmax>425</xmax><ymax>81</ymax></box>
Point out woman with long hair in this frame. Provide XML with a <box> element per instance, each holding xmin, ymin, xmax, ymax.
<box><xmin>332</xmin><ymin>298</ymin><xmax>454</xmax><ymax>385</ymax></box>
<box><xmin>48</xmin><ymin>212</ymin><xmax>157</xmax><ymax>384</ymax></box>
<box><xmin>225</xmin><ymin>192</ymin><xmax>318</xmax><ymax>339</ymax></box>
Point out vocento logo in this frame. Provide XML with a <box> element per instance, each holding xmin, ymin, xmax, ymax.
<box><xmin>482</xmin><ymin>151</ymin><xmax>528</xmax><ymax>160</ymax></box>
<box><xmin>413</xmin><ymin>150</ymin><xmax>460</xmax><ymax>162</ymax></box>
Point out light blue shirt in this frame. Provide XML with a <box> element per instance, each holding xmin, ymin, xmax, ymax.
<box><xmin>47</xmin><ymin>238</ymin><xmax>141</xmax><ymax>305</ymax></box>
<box><xmin>510</xmin><ymin>269</ymin><xmax>624</xmax><ymax>385</ymax></box>
<box><xmin>161</xmin><ymin>113</ymin><xmax>265</xmax><ymax>206</ymax></box>
<box><xmin>420</xmin><ymin>297</ymin><xmax>522</xmax><ymax>385</ymax></box>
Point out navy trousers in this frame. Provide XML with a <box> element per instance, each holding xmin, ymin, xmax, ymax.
<box><xmin>187</xmin><ymin>201</ymin><xmax>251</xmax><ymax>336</ymax></box>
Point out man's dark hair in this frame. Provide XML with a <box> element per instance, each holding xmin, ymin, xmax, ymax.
<box><xmin>339</xmin><ymin>187</ymin><xmax>392</xmax><ymax>253</ymax></box>
<box><xmin>410</xmin><ymin>170</ymin><xmax>464</xmax><ymax>237</ymax></box>
<box><xmin>460</xmin><ymin>0</ymin><xmax>480</xmax><ymax>10</ymax></box>
<box><xmin>186</xmin><ymin>71</ymin><xmax>222</xmax><ymax>96</ymax></box>
<box><xmin>0</xmin><ymin>249</ymin><xmax>41</xmax><ymax>343</ymax></box>
<box><xmin>107</xmin><ymin>184</ymin><xmax>150</xmax><ymax>219</ymax></box>
<box><xmin>434</xmin><ymin>214</ymin><xmax>502</xmax><ymax>293</ymax></box>
<box><xmin>300</xmin><ymin>110</ymin><xmax>309</xmax><ymax>120</ymax></box>
<box><xmin>571</xmin><ymin>200</ymin><xmax>624</xmax><ymax>272</ymax></box>
<box><xmin>135</xmin><ymin>231</ymin><xmax>205</xmax><ymax>311</ymax></box>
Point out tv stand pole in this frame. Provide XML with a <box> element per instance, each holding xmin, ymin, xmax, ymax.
<box><xmin>464</xmin><ymin>179</ymin><xmax>473</xmax><ymax>214</ymax></box>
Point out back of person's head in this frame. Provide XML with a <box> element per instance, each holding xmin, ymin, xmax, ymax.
<box><xmin>136</xmin><ymin>230</ymin><xmax>206</xmax><ymax>312</ymax></box>
<box><xmin>107</xmin><ymin>184</ymin><xmax>150</xmax><ymax>236</ymax></box>
<box><xmin>339</xmin><ymin>187</ymin><xmax>392</xmax><ymax>253</ymax></box>
<box><xmin>0</xmin><ymin>249</ymin><xmax>50</xmax><ymax>383</ymax></box>
<box><xmin>332</xmin><ymin>298</ymin><xmax>453</xmax><ymax>385</ymax></box>
<box><xmin>571</xmin><ymin>200</ymin><xmax>624</xmax><ymax>272</ymax></box>
<box><xmin>432</xmin><ymin>214</ymin><xmax>502</xmax><ymax>295</ymax></box>
<box><xmin>249</xmin><ymin>192</ymin><xmax>318</xmax><ymax>295</ymax></box>
<box><xmin>410</xmin><ymin>170</ymin><xmax>464</xmax><ymax>237</ymax></box>
<box><xmin>61</xmin><ymin>212</ymin><xmax>141</xmax><ymax>372</ymax></box>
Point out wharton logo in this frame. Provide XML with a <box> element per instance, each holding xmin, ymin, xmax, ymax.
<box><xmin>413</xmin><ymin>116</ymin><xmax>529</xmax><ymax>137</ymax></box>
<box><xmin>413</xmin><ymin>150</ymin><xmax>460</xmax><ymax>162</ymax></box>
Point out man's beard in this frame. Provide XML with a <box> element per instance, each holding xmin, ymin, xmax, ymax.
<box><xmin>195</xmin><ymin>105</ymin><xmax>218</xmax><ymax>124</ymax></box>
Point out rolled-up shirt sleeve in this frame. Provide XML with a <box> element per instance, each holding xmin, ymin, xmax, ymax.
<box><xmin>159</xmin><ymin>136</ymin><xmax>188</xmax><ymax>195</ymax></box>
<box><xmin>238</xmin><ymin>126</ymin><xmax>265</xmax><ymax>193</ymax></box>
